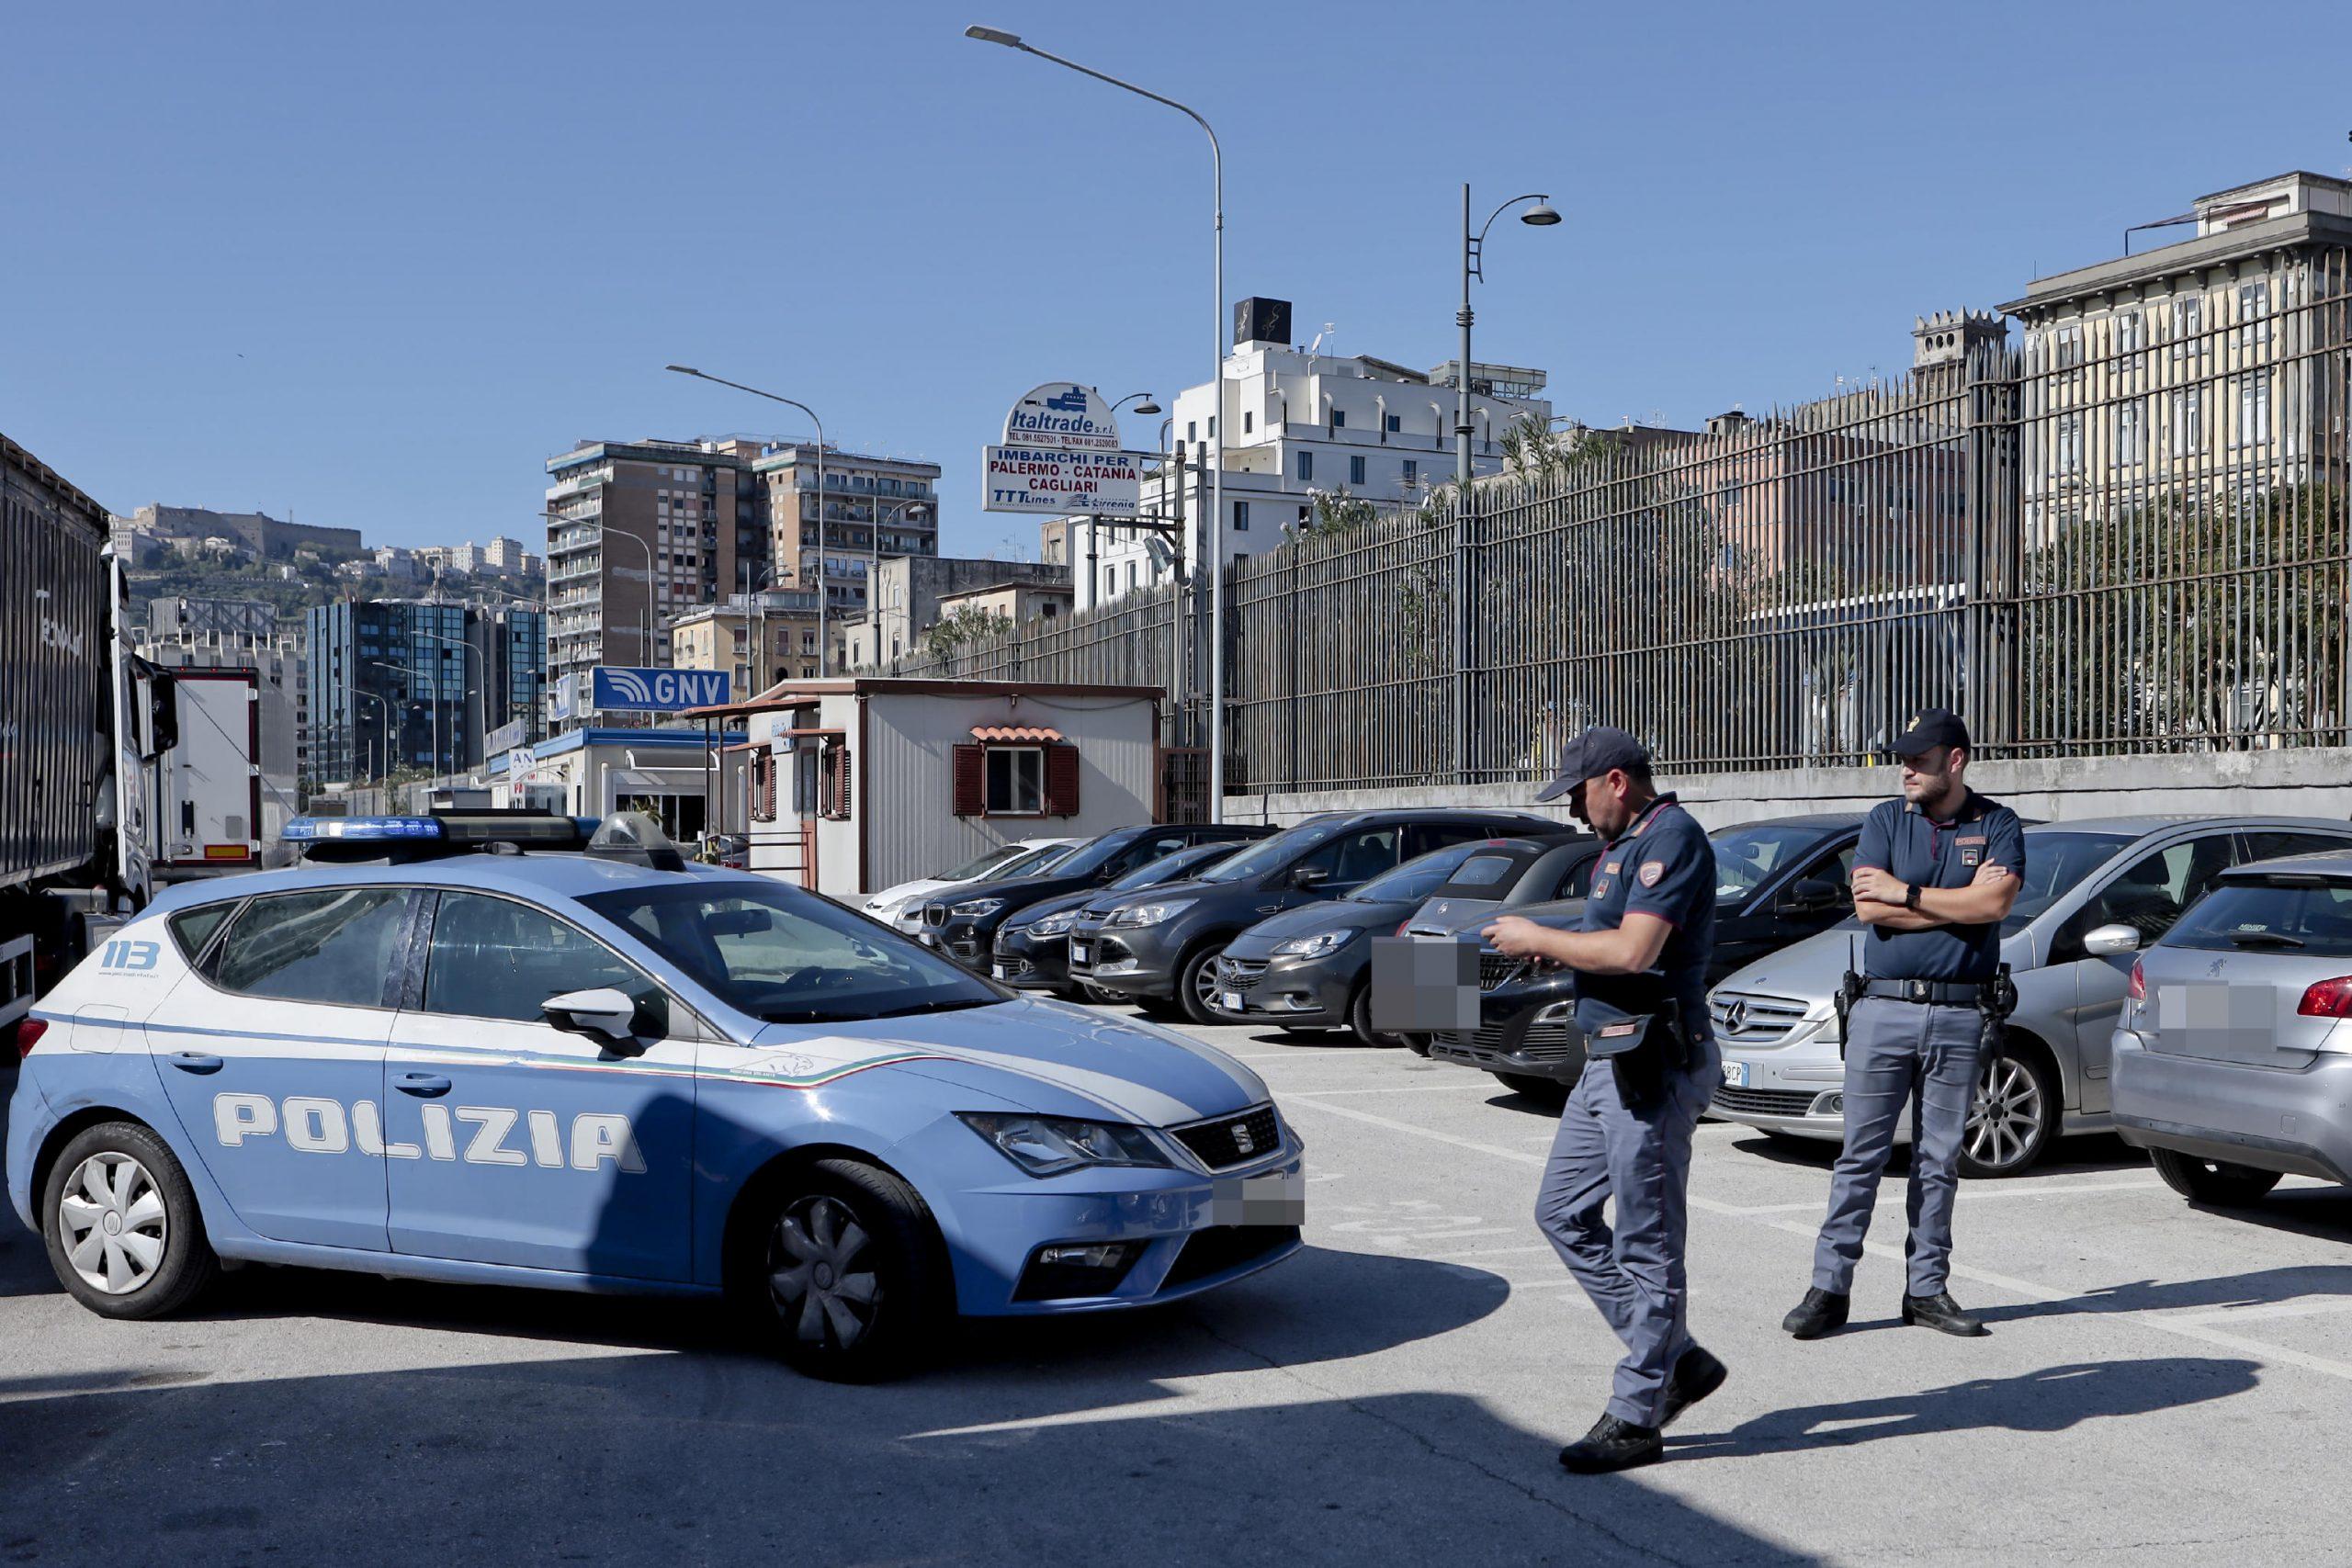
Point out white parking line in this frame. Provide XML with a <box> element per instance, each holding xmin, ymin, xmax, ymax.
<box><xmin>1285</xmin><ymin>1091</ymin><xmax>2352</xmax><ymax>1384</ymax></box>
<box><xmin>1284</xmin><ymin>1082</ymin><xmax>1511</xmax><ymax>1098</ymax></box>
<box><xmin>1232</xmin><ymin>1048</ymin><xmax>1388</xmax><ymax>1062</ymax></box>
<box><xmin>1717</xmin><ymin>1179</ymin><xmax>2165</xmax><ymax>1215</ymax></box>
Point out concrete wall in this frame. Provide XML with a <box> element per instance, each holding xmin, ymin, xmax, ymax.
<box><xmin>1220</xmin><ymin>748</ymin><xmax>2352</xmax><ymax>832</ymax></box>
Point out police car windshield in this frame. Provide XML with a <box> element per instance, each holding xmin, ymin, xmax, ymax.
<box><xmin>581</xmin><ymin>884</ymin><xmax>1003</xmax><ymax>1023</ymax></box>
<box><xmin>1349</xmin><ymin>841</ymin><xmax>1488</xmax><ymax>903</ymax></box>
<box><xmin>1712</xmin><ymin>823</ymin><xmax>1838</xmax><ymax>905</ymax></box>
<box><xmin>1195</xmin><ymin>822</ymin><xmax>1340</xmax><ymax>884</ymax></box>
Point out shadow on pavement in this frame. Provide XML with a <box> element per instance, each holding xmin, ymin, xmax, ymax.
<box><xmin>0</xmin><ymin>1363</ymin><xmax>1832</xmax><ymax>1566</ymax></box>
<box><xmin>1972</xmin><ymin>1264</ymin><xmax>2352</xmax><ymax>1326</ymax></box>
<box><xmin>1723</xmin><ymin>1128</ymin><xmax>2151</xmax><ymax>1179</ymax></box>
<box><xmin>1672</xmin><ymin>1357</ymin><xmax>2260</xmax><ymax>1461</ymax></box>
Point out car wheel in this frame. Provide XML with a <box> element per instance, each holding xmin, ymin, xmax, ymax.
<box><xmin>738</xmin><ymin>1158</ymin><xmax>947</xmax><ymax>1382</ymax></box>
<box><xmin>1959</xmin><ymin>1044</ymin><xmax>2059</xmax><ymax>1178</ymax></box>
<box><xmin>2148</xmin><ymin>1147</ymin><xmax>2284</xmax><ymax>1206</ymax></box>
<box><xmin>1348</xmin><ymin>980</ymin><xmax>1400</xmax><ymax>1048</ymax></box>
<box><xmin>1077</xmin><ymin>983</ymin><xmax>1125</xmax><ymax>1006</ymax></box>
<box><xmin>41</xmin><ymin>1122</ymin><xmax>217</xmax><ymax>1320</ymax></box>
<box><xmin>1176</xmin><ymin>943</ymin><xmax>1231</xmax><ymax>1026</ymax></box>
<box><xmin>1401</xmin><ymin>1034</ymin><xmax>1432</xmax><ymax>1057</ymax></box>
<box><xmin>1493</xmin><ymin>1072</ymin><xmax>1569</xmax><ymax>1105</ymax></box>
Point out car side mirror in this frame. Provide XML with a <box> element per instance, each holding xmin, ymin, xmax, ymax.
<box><xmin>1290</xmin><ymin>863</ymin><xmax>1330</xmax><ymax>889</ymax></box>
<box><xmin>2082</xmin><ymin>922</ymin><xmax>2142</xmax><ymax>958</ymax></box>
<box><xmin>1776</xmin><ymin>877</ymin><xmax>1839</xmax><ymax>916</ymax></box>
<box><xmin>543</xmin><ymin>987</ymin><xmax>652</xmax><ymax>1055</ymax></box>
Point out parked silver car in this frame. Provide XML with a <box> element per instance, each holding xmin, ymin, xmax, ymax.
<box><xmin>1708</xmin><ymin>817</ymin><xmax>2352</xmax><ymax>1176</ymax></box>
<box><xmin>2112</xmin><ymin>847</ymin><xmax>2352</xmax><ymax>1204</ymax></box>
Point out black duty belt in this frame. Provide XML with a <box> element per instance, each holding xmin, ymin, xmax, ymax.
<box><xmin>1861</xmin><ymin>977</ymin><xmax>1987</xmax><ymax>1006</ymax></box>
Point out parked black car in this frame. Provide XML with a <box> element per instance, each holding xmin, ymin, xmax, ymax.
<box><xmin>991</xmin><ymin>840</ymin><xmax>1252</xmax><ymax>997</ymax></box>
<box><xmin>1218</xmin><ymin>834</ymin><xmax>1591</xmax><ymax>1046</ymax></box>
<box><xmin>919</xmin><ymin>822</ymin><xmax>1272</xmax><ymax>973</ymax></box>
<box><xmin>1068</xmin><ymin>809</ymin><xmax>1561</xmax><ymax>1024</ymax></box>
<box><xmin>1418</xmin><ymin>813</ymin><xmax>1868</xmax><ymax>1099</ymax></box>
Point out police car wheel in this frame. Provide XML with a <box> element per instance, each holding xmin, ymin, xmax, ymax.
<box><xmin>41</xmin><ymin>1122</ymin><xmax>217</xmax><ymax>1320</ymax></box>
<box><xmin>1958</xmin><ymin>1045</ymin><xmax>2058</xmax><ymax>1179</ymax></box>
<box><xmin>741</xmin><ymin>1159</ymin><xmax>944</xmax><ymax>1382</ymax></box>
<box><xmin>1176</xmin><ymin>944</ymin><xmax>1230</xmax><ymax>1027</ymax></box>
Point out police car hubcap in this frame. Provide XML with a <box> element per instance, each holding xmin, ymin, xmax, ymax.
<box><xmin>58</xmin><ymin>1153</ymin><xmax>167</xmax><ymax>1296</ymax></box>
<box><xmin>768</xmin><ymin>1196</ymin><xmax>878</xmax><ymax>1348</ymax></box>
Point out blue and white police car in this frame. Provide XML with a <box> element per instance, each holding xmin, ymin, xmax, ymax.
<box><xmin>6</xmin><ymin>813</ymin><xmax>1304</xmax><ymax>1380</ymax></box>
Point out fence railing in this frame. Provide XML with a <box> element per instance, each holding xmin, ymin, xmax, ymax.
<box><xmin>887</xmin><ymin>246</ymin><xmax>2352</xmax><ymax>793</ymax></box>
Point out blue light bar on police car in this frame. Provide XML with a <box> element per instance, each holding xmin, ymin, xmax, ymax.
<box><xmin>281</xmin><ymin>816</ymin><xmax>447</xmax><ymax>842</ymax></box>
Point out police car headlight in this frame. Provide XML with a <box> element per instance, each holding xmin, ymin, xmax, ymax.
<box><xmin>956</xmin><ymin>1112</ymin><xmax>1172</xmax><ymax>1176</ymax></box>
<box><xmin>951</xmin><ymin>897</ymin><xmax>1007</xmax><ymax>918</ymax></box>
<box><xmin>1272</xmin><ymin>929</ymin><xmax>1356</xmax><ymax>959</ymax></box>
<box><xmin>1111</xmin><ymin>898</ymin><xmax>1193</xmax><ymax>928</ymax></box>
<box><xmin>1023</xmin><ymin>910</ymin><xmax>1079</xmax><ymax>938</ymax></box>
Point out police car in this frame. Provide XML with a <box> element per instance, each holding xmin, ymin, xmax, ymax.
<box><xmin>6</xmin><ymin>813</ymin><xmax>1304</xmax><ymax>1380</ymax></box>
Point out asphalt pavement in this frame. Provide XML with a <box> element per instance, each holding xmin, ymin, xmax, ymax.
<box><xmin>5</xmin><ymin>1020</ymin><xmax>2350</xmax><ymax>1566</ymax></box>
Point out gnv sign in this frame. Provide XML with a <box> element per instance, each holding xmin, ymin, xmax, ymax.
<box><xmin>590</xmin><ymin>667</ymin><xmax>729</xmax><ymax>714</ymax></box>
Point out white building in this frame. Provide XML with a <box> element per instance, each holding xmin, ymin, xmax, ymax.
<box><xmin>1068</xmin><ymin>297</ymin><xmax>1551</xmax><ymax>611</ymax></box>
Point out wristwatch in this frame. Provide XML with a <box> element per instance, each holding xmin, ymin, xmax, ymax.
<box><xmin>1904</xmin><ymin>883</ymin><xmax>1922</xmax><ymax>912</ymax></box>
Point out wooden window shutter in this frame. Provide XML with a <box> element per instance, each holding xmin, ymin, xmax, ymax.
<box><xmin>952</xmin><ymin>743</ymin><xmax>986</xmax><ymax>817</ymax></box>
<box><xmin>752</xmin><ymin>751</ymin><xmax>776</xmax><ymax>822</ymax></box>
<box><xmin>820</xmin><ymin>743</ymin><xmax>852</xmax><ymax>821</ymax></box>
<box><xmin>1044</xmin><ymin>744</ymin><xmax>1080</xmax><ymax>818</ymax></box>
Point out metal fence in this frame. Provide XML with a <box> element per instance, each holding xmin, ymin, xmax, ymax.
<box><xmin>890</xmin><ymin>246</ymin><xmax>2351</xmax><ymax>794</ymax></box>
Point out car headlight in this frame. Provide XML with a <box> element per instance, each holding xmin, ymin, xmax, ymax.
<box><xmin>951</xmin><ymin>897</ymin><xmax>1006</xmax><ymax>917</ymax></box>
<box><xmin>955</xmin><ymin>1112</ymin><xmax>1172</xmax><ymax>1176</ymax></box>
<box><xmin>1025</xmin><ymin>910</ymin><xmax>1078</xmax><ymax>938</ymax></box>
<box><xmin>1110</xmin><ymin>898</ymin><xmax>1194</xmax><ymax>928</ymax></box>
<box><xmin>1272</xmin><ymin>929</ymin><xmax>1356</xmax><ymax>959</ymax></box>
<box><xmin>1532</xmin><ymin>999</ymin><xmax>1575</xmax><ymax>1024</ymax></box>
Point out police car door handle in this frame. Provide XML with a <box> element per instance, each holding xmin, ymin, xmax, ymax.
<box><xmin>167</xmin><ymin>1052</ymin><xmax>223</xmax><ymax>1075</ymax></box>
<box><xmin>394</xmin><ymin>1072</ymin><xmax>453</xmax><ymax>1098</ymax></box>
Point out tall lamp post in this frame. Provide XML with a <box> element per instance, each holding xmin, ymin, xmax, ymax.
<box><xmin>965</xmin><ymin>25</ymin><xmax>1227</xmax><ymax>821</ymax></box>
<box><xmin>663</xmin><ymin>367</ymin><xmax>831</xmax><ymax>672</ymax></box>
<box><xmin>371</xmin><ymin>660</ymin><xmax>437</xmax><ymax>783</ymax></box>
<box><xmin>1453</xmin><ymin>185</ymin><xmax>1559</xmax><ymax>780</ymax></box>
<box><xmin>540</xmin><ymin>508</ymin><xmax>653</xmax><ymax>665</ymax></box>
<box><xmin>414</xmin><ymin>628</ymin><xmax>482</xmax><ymax>771</ymax></box>
<box><xmin>351</xmin><ymin>688</ymin><xmax>393</xmax><ymax>785</ymax></box>
<box><xmin>867</xmin><ymin>498</ymin><xmax>930</xmax><ymax>669</ymax></box>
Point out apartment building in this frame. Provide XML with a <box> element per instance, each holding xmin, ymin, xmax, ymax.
<box><xmin>667</xmin><ymin>588</ymin><xmax>826</xmax><ymax>697</ymax></box>
<box><xmin>543</xmin><ymin>435</ymin><xmax>772</xmax><ymax>724</ymax></box>
<box><xmin>1072</xmin><ymin>297</ymin><xmax>1551</xmax><ymax>610</ymax></box>
<box><xmin>1999</xmin><ymin>171</ymin><xmax>2352</xmax><ymax>537</ymax></box>
<box><xmin>750</xmin><ymin>444</ymin><xmax>943</xmax><ymax>626</ymax></box>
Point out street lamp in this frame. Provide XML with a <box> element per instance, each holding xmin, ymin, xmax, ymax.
<box><xmin>1453</xmin><ymin>186</ymin><xmax>1558</xmax><ymax>780</ymax></box>
<box><xmin>866</xmin><ymin>498</ymin><xmax>929</xmax><ymax>669</ymax></box>
<box><xmin>370</xmin><ymin>660</ymin><xmax>437</xmax><ymax>783</ymax></box>
<box><xmin>350</xmin><ymin>687</ymin><xmax>393</xmax><ymax>784</ymax></box>
<box><xmin>664</xmin><ymin>366</ymin><xmax>832</xmax><ymax>674</ymax></box>
<box><xmin>414</xmin><ymin>627</ymin><xmax>481</xmax><ymax>770</ymax></box>
<box><xmin>539</xmin><ymin>507</ymin><xmax>652</xmax><ymax>666</ymax></box>
<box><xmin>965</xmin><ymin>25</ymin><xmax>1228</xmax><ymax>821</ymax></box>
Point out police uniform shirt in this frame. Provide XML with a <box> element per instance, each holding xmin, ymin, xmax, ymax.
<box><xmin>1577</xmin><ymin>794</ymin><xmax>1717</xmax><ymax>1036</ymax></box>
<box><xmin>1856</xmin><ymin>792</ymin><xmax>2026</xmax><ymax>983</ymax></box>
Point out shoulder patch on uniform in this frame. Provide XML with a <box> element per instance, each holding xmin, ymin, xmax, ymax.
<box><xmin>1638</xmin><ymin>859</ymin><xmax>1665</xmax><ymax>887</ymax></box>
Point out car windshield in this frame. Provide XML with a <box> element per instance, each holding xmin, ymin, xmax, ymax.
<box><xmin>2163</xmin><ymin>878</ymin><xmax>2352</xmax><ymax>956</ymax></box>
<box><xmin>1111</xmin><ymin>843</ymin><xmax>1231</xmax><ymax>891</ymax></box>
<box><xmin>986</xmin><ymin>841</ymin><xmax>1077</xmax><ymax>879</ymax></box>
<box><xmin>943</xmin><ymin>843</ymin><xmax>1032</xmax><ymax>881</ymax></box>
<box><xmin>1713</xmin><ymin>822</ymin><xmax>1838</xmax><ymax>904</ymax></box>
<box><xmin>1350</xmin><ymin>841</ymin><xmax>1490</xmax><ymax>903</ymax></box>
<box><xmin>2005</xmin><ymin>830</ymin><xmax>2137</xmax><ymax>933</ymax></box>
<box><xmin>582</xmin><ymin>882</ymin><xmax>1005</xmax><ymax>1024</ymax></box>
<box><xmin>1036</xmin><ymin>833</ymin><xmax>1130</xmax><ymax>880</ymax></box>
<box><xmin>1195</xmin><ymin>821</ymin><xmax>1340</xmax><ymax>884</ymax></box>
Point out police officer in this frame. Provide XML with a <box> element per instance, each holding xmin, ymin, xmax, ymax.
<box><xmin>1782</xmin><ymin>708</ymin><xmax>2025</xmax><ymax>1342</ymax></box>
<box><xmin>1485</xmin><ymin>728</ymin><xmax>1724</xmax><ymax>1474</ymax></box>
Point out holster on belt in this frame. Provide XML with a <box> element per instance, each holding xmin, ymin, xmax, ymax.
<box><xmin>1834</xmin><ymin>969</ymin><xmax>1865</xmax><ymax>1062</ymax></box>
<box><xmin>1979</xmin><ymin>963</ymin><xmax>2017</xmax><ymax>1055</ymax></box>
<box><xmin>1586</xmin><ymin>983</ymin><xmax>1687</xmax><ymax>1112</ymax></box>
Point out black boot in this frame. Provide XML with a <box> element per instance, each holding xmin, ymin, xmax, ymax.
<box><xmin>1781</xmin><ymin>1287</ymin><xmax>1849</xmax><ymax>1339</ymax></box>
<box><xmin>1902</xmin><ymin>1290</ymin><xmax>1987</xmax><ymax>1337</ymax></box>
<box><xmin>1557</xmin><ymin>1414</ymin><xmax>1664</xmax><ymax>1474</ymax></box>
<box><xmin>1660</xmin><ymin>1345</ymin><xmax>1726</xmax><ymax>1428</ymax></box>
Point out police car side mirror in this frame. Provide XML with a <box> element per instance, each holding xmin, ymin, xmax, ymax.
<box><xmin>543</xmin><ymin>987</ymin><xmax>649</xmax><ymax>1055</ymax></box>
<box><xmin>2083</xmin><ymin>922</ymin><xmax>2141</xmax><ymax>958</ymax></box>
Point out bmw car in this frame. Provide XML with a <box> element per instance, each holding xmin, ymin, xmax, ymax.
<box><xmin>7</xmin><ymin>814</ymin><xmax>1304</xmax><ymax>1381</ymax></box>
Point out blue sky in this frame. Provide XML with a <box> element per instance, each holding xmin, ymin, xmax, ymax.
<box><xmin>6</xmin><ymin>0</ymin><xmax>2346</xmax><ymax>557</ymax></box>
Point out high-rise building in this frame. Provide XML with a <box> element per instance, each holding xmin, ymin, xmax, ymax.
<box><xmin>468</xmin><ymin>603</ymin><xmax>547</xmax><ymax>749</ymax></box>
<box><xmin>750</xmin><ymin>444</ymin><xmax>942</xmax><ymax>630</ymax></box>
<box><xmin>543</xmin><ymin>436</ymin><xmax>773</xmax><ymax>718</ymax></box>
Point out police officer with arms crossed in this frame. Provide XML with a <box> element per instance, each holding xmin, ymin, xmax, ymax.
<box><xmin>1783</xmin><ymin>708</ymin><xmax>2025</xmax><ymax>1342</ymax></box>
<box><xmin>1484</xmin><ymin>728</ymin><xmax>1725</xmax><ymax>1474</ymax></box>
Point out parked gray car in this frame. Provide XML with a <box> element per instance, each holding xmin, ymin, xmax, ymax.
<box><xmin>2112</xmin><ymin>847</ymin><xmax>2352</xmax><ymax>1204</ymax></box>
<box><xmin>1709</xmin><ymin>817</ymin><xmax>2352</xmax><ymax>1176</ymax></box>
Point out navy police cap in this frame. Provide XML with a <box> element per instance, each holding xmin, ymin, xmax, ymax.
<box><xmin>1535</xmin><ymin>726</ymin><xmax>1651</xmax><ymax>803</ymax></box>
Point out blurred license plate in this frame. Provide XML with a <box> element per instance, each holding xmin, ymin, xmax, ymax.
<box><xmin>1069</xmin><ymin>941</ymin><xmax>1091</xmax><ymax>965</ymax></box>
<box><xmin>1209</xmin><ymin>1170</ymin><xmax>1305</xmax><ymax>1227</ymax></box>
<box><xmin>1722</xmin><ymin>1060</ymin><xmax>1750</xmax><ymax>1089</ymax></box>
<box><xmin>918</xmin><ymin>931</ymin><xmax>937</xmax><ymax>946</ymax></box>
<box><xmin>991</xmin><ymin>963</ymin><xmax>1011</xmax><ymax>979</ymax></box>
<box><xmin>1220</xmin><ymin>989</ymin><xmax>1244</xmax><ymax>1011</ymax></box>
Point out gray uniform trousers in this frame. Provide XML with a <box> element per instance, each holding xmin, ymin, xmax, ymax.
<box><xmin>1534</xmin><ymin>1039</ymin><xmax>1722</xmax><ymax>1427</ymax></box>
<box><xmin>1811</xmin><ymin>995</ymin><xmax>1984</xmax><ymax>1298</ymax></box>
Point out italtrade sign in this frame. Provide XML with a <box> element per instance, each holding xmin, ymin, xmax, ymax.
<box><xmin>981</xmin><ymin>380</ymin><xmax>1146</xmax><ymax>517</ymax></box>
